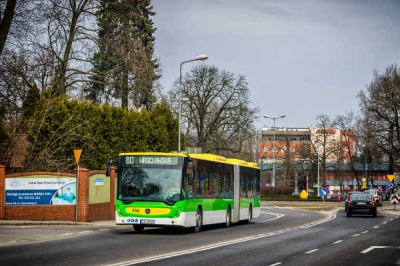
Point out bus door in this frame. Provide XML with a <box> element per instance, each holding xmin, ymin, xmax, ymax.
<box><xmin>232</xmin><ymin>164</ymin><xmax>240</xmax><ymax>223</ymax></box>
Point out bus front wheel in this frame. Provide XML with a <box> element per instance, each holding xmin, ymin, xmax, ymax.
<box><xmin>133</xmin><ymin>224</ymin><xmax>144</xmax><ymax>233</ymax></box>
<box><xmin>194</xmin><ymin>207</ymin><xmax>203</xmax><ymax>233</ymax></box>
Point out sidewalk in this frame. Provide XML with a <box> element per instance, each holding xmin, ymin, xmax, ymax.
<box><xmin>1</xmin><ymin>201</ymin><xmax>398</xmax><ymax>226</ymax></box>
<box><xmin>0</xmin><ymin>219</ymin><xmax>116</xmax><ymax>227</ymax></box>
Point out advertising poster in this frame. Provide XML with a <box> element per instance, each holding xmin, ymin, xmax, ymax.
<box><xmin>6</xmin><ymin>176</ymin><xmax>77</xmax><ymax>205</ymax></box>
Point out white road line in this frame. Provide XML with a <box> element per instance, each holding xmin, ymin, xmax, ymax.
<box><xmin>105</xmin><ymin>211</ymin><xmax>336</xmax><ymax>266</ymax></box>
<box><xmin>373</xmin><ymin>226</ymin><xmax>379</xmax><ymax>229</ymax></box>
<box><xmin>361</xmin><ymin>246</ymin><xmax>400</xmax><ymax>254</ymax></box>
<box><xmin>270</xmin><ymin>262</ymin><xmax>282</xmax><ymax>266</ymax></box>
<box><xmin>361</xmin><ymin>230</ymin><xmax>368</xmax><ymax>234</ymax></box>
<box><xmin>60</xmin><ymin>233</ymin><xmax>75</xmax><ymax>236</ymax></box>
<box><xmin>78</xmin><ymin>231</ymin><xmax>93</xmax><ymax>234</ymax></box>
<box><xmin>333</xmin><ymin>240</ymin><xmax>343</xmax><ymax>244</ymax></box>
<box><xmin>361</xmin><ymin>246</ymin><xmax>389</xmax><ymax>254</ymax></box>
<box><xmin>353</xmin><ymin>234</ymin><xmax>360</xmax><ymax>237</ymax></box>
<box><xmin>305</xmin><ymin>249</ymin><xmax>318</xmax><ymax>254</ymax></box>
<box><xmin>256</xmin><ymin>212</ymin><xmax>285</xmax><ymax>223</ymax></box>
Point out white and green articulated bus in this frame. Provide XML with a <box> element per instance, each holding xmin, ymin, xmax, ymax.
<box><xmin>107</xmin><ymin>152</ymin><xmax>261</xmax><ymax>233</ymax></box>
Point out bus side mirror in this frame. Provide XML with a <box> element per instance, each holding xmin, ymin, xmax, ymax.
<box><xmin>105</xmin><ymin>159</ymin><xmax>113</xmax><ymax>176</ymax></box>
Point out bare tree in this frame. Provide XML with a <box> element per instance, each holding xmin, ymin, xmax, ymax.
<box><xmin>28</xmin><ymin>0</ymin><xmax>97</xmax><ymax>97</ymax></box>
<box><xmin>313</xmin><ymin>114</ymin><xmax>341</xmax><ymax>187</ymax></box>
<box><xmin>332</xmin><ymin>112</ymin><xmax>360</xmax><ymax>185</ymax></box>
<box><xmin>0</xmin><ymin>0</ymin><xmax>16</xmax><ymax>56</ymax></box>
<box><xmin>358</xmin><ymin>64</ymin><xmax>400</xmax><ymax>174</ymax></box>
<box><xmin>169</xmin><ymin>64</ymin><xmax>260</xmax><ymax>159</ymax></box>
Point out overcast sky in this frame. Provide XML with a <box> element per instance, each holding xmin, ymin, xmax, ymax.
<box><xmin>151</xmin><ymin>0</ymin><xmax>400</xmax><ymax>130</ymax></box>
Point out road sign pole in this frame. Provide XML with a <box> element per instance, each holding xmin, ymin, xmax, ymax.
<box><xmin>74</xmin><ymin>149</ymin><xmax>82</xmax><ymax>222</ymax></box>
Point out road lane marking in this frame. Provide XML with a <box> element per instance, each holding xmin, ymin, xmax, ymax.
<box><xmin>361</xmin><ymin>230</ymin><xmax>368</xmax><ymax>234</ymax></box>
<box><xmin>105</xmin><ymin>211</ymin><xmax>336</xmax><ymax>266</ymax></box>
<box><xmin>270</xmin><ymin>263</ymin><xmax>282</xmax><ymax>266</ymax></box>
<box><xmin>333</xmin><ymin>240</ymin><xmax>343</xmax><ymax>244</ymax></box>
<box><xmin>78</xmin><ymin>231</ymin><xmax>93</xmax><ymax>234</ymax></box>
<box><xmin>361</xmin><ymin>246</ymin><xmax>395</xmax><ymax>253</ymax></box>
<box><xmin>353</xmin><ymin>234</ymin><xmax>360</xmax><ymax>237</ymax></box>
<box><xmin>305</xmin><ymin>249</ymin><xmax>318</xmax><ymax>254</ymax></box>
<box><xmin>60</xmin><ymin>233</ymin><xmax>75</xmax><ymax>236</ymax></box>
<box><xmin>256</xmin><ymin>212</ymin><xmax>285</xmax><ymax>223</ymax></box>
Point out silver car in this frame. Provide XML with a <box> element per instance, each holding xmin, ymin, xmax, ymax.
<box><xmin>363</xmin><ymin>188</ymin><xmax>382</xmax><ymax>207</ymax></box>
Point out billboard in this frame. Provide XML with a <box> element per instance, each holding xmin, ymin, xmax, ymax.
<box><xmin>6</xmin><ymin>176</ymin><xmax>76</xmax><ymax>205</ymax></box>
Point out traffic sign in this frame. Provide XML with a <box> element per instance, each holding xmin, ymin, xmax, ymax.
<box><xmin>390</xmin><ymin>194</ymin><xmax>399</xmax><ymax>205</ymax></box>
<box><xmin>74</xmin><ymin>149</ymin><xmax>82</xmax><ymax>165</ymax></box>
<box><xmin>386</xmin><ymin>182</ymin><xmax>394</xmax><ymax>190</ymax></box>
<box><xmin>387</xmin><ymin>174</ymin><xmax>395</xmax><ymax>182</ymax></box>
<box><xmin>320</xmin><ymin>188</ymin><xmax>328</xmax><ymax>197</ymax></box>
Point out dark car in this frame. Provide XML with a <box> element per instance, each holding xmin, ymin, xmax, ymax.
<box><xmin>344</xmin><ymin>191</ymin><xmax>363</xmax><ymax>212</ymax></box>
<box><xmin>346</xmin><ymin>193</ymin><xmax>377</xmax><ymax>217</ymax></box>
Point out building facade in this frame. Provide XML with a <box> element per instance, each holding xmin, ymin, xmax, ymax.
<box><xmin>257</xmin><ymin>127</ymin><xmax>388</xmax><ymax>195</ymax></box>
<box><xmin>259</xmin><ymin>127</ymin><xmax>311</xmax><ymax>164</ymax></box>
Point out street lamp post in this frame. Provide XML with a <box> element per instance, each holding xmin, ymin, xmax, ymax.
<box><xmin>263</xmin><ymin>114</ymin><xmax>286</xmax><ymax>187</ymax></box>
<box><xmin>178</xmin><ymin>54</ymin><xmax>208</xmax><ymax>152</ymax></box>
<box><xmin>315</xmin><ymin>139</ymin><xmax>321</xmax><ymax>196</ymax></box>
<box><xmin>317</xmin><ymin>151</ymin><xmax>320</xmax><ymax>196</ymax></box>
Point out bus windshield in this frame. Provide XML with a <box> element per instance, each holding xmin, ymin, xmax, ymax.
<box><xmin>118</xmin><ymin>166</ymin><xmax>183</xmax><ymax>203</ymax></box>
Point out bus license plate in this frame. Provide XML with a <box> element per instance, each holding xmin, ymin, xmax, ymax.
<box><xmin>140</xmin><ymin>219</ymin><xmax>155</xmax><ymax>224</ymax></box>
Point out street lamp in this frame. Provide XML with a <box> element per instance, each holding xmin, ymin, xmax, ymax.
<box><xmin>263</xmin><ymin>114</ymin><xmax>286</xmax><ymax>187</ymax></box>
<box><xmin>315</xmin><ymin>138</ymin><xmax>322</xmax><ymax>196</ymax></box>
<box><xmin>178</xmin><ymin>54</ymin><xmax>208</xmax><ymax>152</ymax></box>
<box><xmin>317</xmin><ymin>148</ymin><xmax>320</xmax><ymax>196</ymax></box>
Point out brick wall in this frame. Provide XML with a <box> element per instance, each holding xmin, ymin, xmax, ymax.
<box><xmin>0</xmin><ymin>165</ymin><xmax>116</xmax><ymax>222</ymax></box>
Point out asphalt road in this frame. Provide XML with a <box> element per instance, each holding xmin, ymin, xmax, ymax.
<box><xmin>0</xmin><ymin>201</ymin><xmax>399</xmax><ymax>266</ymax></box>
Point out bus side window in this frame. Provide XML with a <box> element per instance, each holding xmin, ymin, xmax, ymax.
<box><xmin>188</xmin><ymin>173</ymin><xmax>193</xmax><ymax>185</ymax></box>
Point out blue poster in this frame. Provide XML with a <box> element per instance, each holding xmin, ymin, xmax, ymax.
<box><xmin>5</xmin><ymin>177</ymin><xmax>76</xmax><ymax>206</ymax></box>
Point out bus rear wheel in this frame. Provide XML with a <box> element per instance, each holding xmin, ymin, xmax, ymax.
<box><xmin>194</xmin><ymin>207</ymin><xmax>203</xmax><ymax>233</ymax></box>
<box><xmin>225</xmin><ymin>207</ymin><xmax>231</xmax><ymax>228</ymax></box>
<box><xmin>245</xmin><ymin>205</ymin><xmax>252</xmax><ymax>224</ymax></box>
<box><xmin>133</xmin><ymin>224</ymin><xmax>145</xmax><ymax>233</ymax></box>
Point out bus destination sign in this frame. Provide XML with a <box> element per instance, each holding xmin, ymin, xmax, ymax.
<box><xmin>124</xmin><ymin>156</ymin><xmax>179</xmax><ymax>166</ymax></box>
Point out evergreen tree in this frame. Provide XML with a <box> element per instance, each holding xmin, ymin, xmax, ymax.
<box><xmin>19</xmin><ymin>81</ymin><xmax>41</xmax><ymax>132</ymax></box>
<box><xmin>87</xmin><ymin>0</ymin><xmax>159</xmax><ymax>109</ymax></box>
<box><xmin>0</xmin><ymin>103</ymin><xmax>11</xmax><ymax>165</ymax></box>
